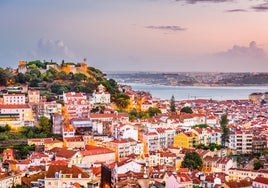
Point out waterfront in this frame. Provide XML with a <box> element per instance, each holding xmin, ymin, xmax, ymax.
<box><xmin>126</xmin><ymin>83</ymin><xmax>268</xmax><ymax>101</ymax></box>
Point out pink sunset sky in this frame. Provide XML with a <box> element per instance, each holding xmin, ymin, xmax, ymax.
<box><xmin>0</xmin><ymin>0</ymin><xmax>268</xmax><ymax>72</ymax></box>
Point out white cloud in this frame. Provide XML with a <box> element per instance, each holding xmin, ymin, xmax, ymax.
<box><xmin>29</xmin><ymin>38</ymin><xmax>75</xmax><ymax>61</ymax></box>
<box><xmin>216</xmin><ymin>41</ymin><xmax>267</xmax><ymax>60</ymax></box>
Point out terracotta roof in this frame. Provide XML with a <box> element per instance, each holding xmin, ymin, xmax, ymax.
<box><xmin>52</xmin><ymin>147</ymin><xmax>78</xmax><ymax>159</ymax></box>
<box><xmin>90</xmin><ymin>113</ymin><xmax>128</xmax><ymax>119</ymax></box>
<box><xmin>18</xmin><ymin>159</ymin><xmax>30</xmax><ymax>165</ymax></box>
<box><xmin>80</xmin><ymin>147</ymin><xmax>114</xmax><ymax>156</ymax></box>
<box><xmin>30</xmin><ymin>151</ymin><xmax>49</xmax><ymax>159</ymax></box>
<box><xmin>254</xmin><ymin>176</ymin><xmax>268</xmax><ymax>185</ymax></box>
<box><xmin>0</xmin><ymin>104</ymin><xmax>30</xmax><ymax>109</ymax></box>
<box><xmin>50</xmin><ymin>160</ymin><xmax>69</xmax><ymax>165</ymax></box>
<box><xmin>64</xmin><ymin>136</ymin><xmax>83</xmax><ymax>142</ymax></box>
<box><xmin>46</xmin><ymin>164</ymin><xmax>89</xmax><ymax>178</ymax></box>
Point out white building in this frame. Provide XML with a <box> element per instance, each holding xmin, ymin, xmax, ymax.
<box><xmin>92</xmin><ymin>84</ymin><xmax>110</xmax><ymax>104</ymax></box>
<box><xmin>0</xmin><ymin>104</ymin><xmax>34</xmax><ymax>126</ymax></box>
<box><xmin>229</xmin><ymin>130</ymin><xmax>253</xmax><ymax>154</ymax></box>
<box><xmin>117</xmin><ymin>124</ymin><xmax>139</xmax><ymax>141</ymax></box>
<box><xmin>38</xmin><ymin>101</ymin><xmax>62</xmax><ymax>119</ymax></box>
<box><xmin>3</xmin><ymin>93</ymin><xmax>26</xmax><ymax>104</ymax></box>
<box><xmin>192</xmin><ymin>127</ymin><xmax>222</xmax><ymax>146</ymax></box>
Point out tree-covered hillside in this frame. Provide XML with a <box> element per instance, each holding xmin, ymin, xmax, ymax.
<box><xmin>0</xmin><ymin>60</ymin><xmax>122</xmax><ymax>101</ymax></box>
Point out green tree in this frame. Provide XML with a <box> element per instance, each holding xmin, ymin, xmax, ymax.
<box><xmin>220</xmin><ymin>114</ymin><xmax>229</xmax><ymax>147</ymax></box>
<box><xmin>38</xmin><ymin>116</ymin><xmax>52</xmax><ymax>136</ymax></box>
<box><xmin>29</xmin><ymin>78</ymin><xmax>41</xmax><ymax>87</ymax></box>
<box><xmin>192</xmin><ymin>124</ymin><xmax>209</xmax><ymax>128</ymax></box>
<box><xmin>0</xmin><ymin>124</ymin><xmax>11</xmax><ymax>132</ymax></box>
<box><xmin>0</xmin><ymin>67</ymin><xmax>8</xmax><ymax>85</ymax></box>
<box><xmin>170</xmin><ymin>95</ymin><xmax>176</xmax><ymax>112</ymax></box>
<box><xmin>74</xmin><ymin>73</ymin><xmax>87</xmax><ymax>82</ymax></box>
<box><xmin>114</xmin><ymin>93</ymin><xmax>130</xmax><ymax>111</ymax></box>
<box><xmin>254</xmin><ymin>159</ymin><xmax>264</xmax><ymax>170</ymax></box>
<box><xmin>27</xmin><ymin>60</ymin><xmax>46</xmax><ymax>69</ymax></box>
<box><xmin>0</xmin><ymin>133</ymin><xmax>8</xmax><ymax>141</ymax></box>
<box><xmin>29</xmin><ymin>68</ymin><xmax>41</xmax><ymax>79</ymax></box>
<box><xmin>13</xmin><ymin>144</ymin><xmax>35</xmax><ymax>159</ymax></box>
<box><xmin>58</xmin><ymin>71</ymin><xmax>68</xmax><ymax>80</ymax></box>
<box><xmin>15</xmin><ymin>73</ymin><xmax>27</xmax><ymax>84</ymax></box>
<box><xmin>180</xmin><ymin>106</ymin><xmax>193</xmax><ymax>114</ymax></box>
<box><xmin>20</xmin><ymin>126</ymin><xmax>40</xmax><ymax>138</ymax></box>
<box><xmin>101</xmin><ymin>79</ymin><xmax>120</xmax><ymax>96</ymax></box>
<box><xmin>181</xmin><ymin>151</ymin><xmax>203</xmax><ymax>170</ymax></box>
<box><xmin>12</xmin><ymin>185</ymin><xmax>28</xmax><ymax>188</ymax></box>
<box><xmin>148</xmin><ymin>107</ymin><xmax>161</xmax><ymax>117</ymax></box>
<box><xmin>50</xmin><ymin>82</ymin><xmax>70</xmax><ymax>94</ymax></box>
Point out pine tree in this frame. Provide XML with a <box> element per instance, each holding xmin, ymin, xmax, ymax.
<box><xmin>220</xmin><ymin>114</ymin><xmax>229</xmax><ymax>147</ymax></box>
<box><xmin>170</xmin><ymin>95</ymin><xmax>176</xmax><ymax>112</ymax></box>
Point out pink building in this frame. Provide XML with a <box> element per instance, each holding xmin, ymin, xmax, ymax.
<box><xmin>63</xmin><ymin>92</ymin><xmax>91</xmax><ymax>120</ymax></box>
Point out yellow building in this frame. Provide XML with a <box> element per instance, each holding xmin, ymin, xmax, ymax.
<box><xmin>173</xmin><ymin>132</ymin><xmax>199</xmax><ymax>149</ymax></box>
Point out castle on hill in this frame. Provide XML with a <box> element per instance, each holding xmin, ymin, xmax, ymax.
<box><xmin>17</xmin><ymin>60</ymin><xmax>89</xmax><ymax>77</ymax></box>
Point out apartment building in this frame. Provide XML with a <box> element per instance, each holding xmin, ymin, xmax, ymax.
<box><xmin>229</xmin><ymin>130</ymin><xmax>253</xmax><ymax>154</ymax></box>
<box><xmin>3</xmin><ymin>93</ymin><xmax>26</xmax><ymax>104</ymax></box>
<box><xmin>0</xmin><ymin>104</ymin><xmax>34</xmax><ymax>126</ymax></box>
<box><xmin>63</xmin><ymin>92</ymin><xmax>91</xmax><ymax>120</ymax></box>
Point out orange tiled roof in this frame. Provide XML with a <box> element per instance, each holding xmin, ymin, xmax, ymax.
<box><xmin>0</xmin><ymin>104</ymin><xmax>30</xmax><ymax>109</ymax></box>
<box><xmin>46</xmin><ymin>164</ymin><xmax>89</xmax><ymax>178</ymax></box>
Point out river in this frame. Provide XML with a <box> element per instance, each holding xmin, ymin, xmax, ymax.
<box><xmin>125</xmin><ymin>83</ymin><xmax>268</xmax><ymax>101</ymax></box>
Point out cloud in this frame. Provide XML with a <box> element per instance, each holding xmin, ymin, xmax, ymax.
<box><xmin>145</xmin><ymin>25</ymin><xmax>187</xmax><ymax>32</ymax></box>
<box><xmin>29</xmin><ymin>38</ymin><xmax>75</xmax><ymax>61</ymax></box>
<box><xmin>225</xmin><ymin>9</ymin><xmax>247</xmax><ymax>12</ymax></box>
<box><xmin>175</xmin><ymin>0</ymin><xmax>233</xmax><ymax>4</ymax></box>
<box><xmin>216</xmin><ymin>41</ymin><xmax>267</xmax><ymax>60</ymax></box>
<box><xmin>252</xmin><ymin>2</ymin><xmax>268</xmax><ymax>11</ymax></box>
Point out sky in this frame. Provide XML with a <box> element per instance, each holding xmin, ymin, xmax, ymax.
<box><xmin>1</xmin><ymin>0</ymin><xmax>268</xmax><ymax>72</ymax></box>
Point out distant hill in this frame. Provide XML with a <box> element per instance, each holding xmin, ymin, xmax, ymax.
<box><xmin>107</xmin><ymin>72</ymin><xmax>268</xmax><ymax>86</ymax></box>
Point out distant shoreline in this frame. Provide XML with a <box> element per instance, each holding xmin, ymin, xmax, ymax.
<box><xmin>120</xmin><ymin>82</ymin><xmax>268</xmax><ymax>88</ymax></box>
<box><xmin>123</xmin><ymin>83</ymin><xmax>268</xmax><ymax>101</ymax></box>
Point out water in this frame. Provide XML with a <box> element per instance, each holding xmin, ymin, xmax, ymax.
<box><xmin>126</xmin><ymin>83</ymin><xmax>268</xmax><ymax>101</ymax></box>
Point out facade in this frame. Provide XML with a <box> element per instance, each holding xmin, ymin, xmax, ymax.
<box><xmin>148</xmin><ymin>150</ymin><xmax>176</xmax><ymax>167</ymax></box>
<box><xmin>90</xmin><ymin>113</ymin><xmax>129</xmax><ymax>123</ymax></box>
<box><xmin>0</xmin><ymin>104</ymin><xmax>34</xmax><ymax>127</ymax></box>
<box><xmin>174</xmin><ymin>132</ymin><xmax>199</xmax><ymax>149</ymax></box>
<box><xmin>3</xmin><ymin>94</ymin><xmax>26</xmax><ymax>104</ymax></box>
<box><xmin>192</xmin><ymin>128</ymin><xmax>222</xmax><ymax>146</ymax></box>
<box><xmin>28</xmin><ymin>90</ymin><xmax>40</xmax><ymax>104</ymax></box>
<box><xmin>143</xmin><ymin>131</ymin><xmax>160</xmax><ymax>153</ymax></box>
<box><xmin>52</xmin><ymin>114</ymin><xmax>64</xmax><ymax>134</ymax></box>
<box><xmin>229</xmin><ymin>168</ymin><xmax>268</xmax><ymax>180</ymax></box>
<box><xmin>0</xmin><ymin>173</ymin><xmax>21</xmax><ymax>188</ymax></box>
<box><xmin>92</xmin><ymin>84</ymin><xmax>111</xmax><ymax>104</ymax></box>
<box><xmin>81</xmin><ymin>146</ymin><xmax>115</xmax><ymax>164</ymax></box>
<box><xmin>252</xmin><ymin>176</ymin><xmax>268</xmax><ymax>188</ymax></box>
<box><xmin>104</xmin><ymin>139</ymin><xmax>139</xmax><ymax>162</ymax></box>
<box><xmin>37</xmin><ymin>101</ymin><xmax>62</xmax><ymax>119</ymax></box>
<box><xmin>44</xmin><ymin>164</ymin><xmax>94</xmax><ymax>188</ymax></box>
<box><xmin>64</xmin><ymin>97</ymin><xmax>91</xmax><ymax>120</ymax></box>
<box><xmin>252</xmin><ymin>135</ymin><xmax>267</xmax><ymax>154</ymax></box>
<box><xmin>203</xmin><ymin>156</ymin><xmax>235</xmax><ymax>174</ymax></box>
<box><xmin>156</xmin><ymin>128</ymin><xmax>176</xmax><ymax>149</ymax></box>
<box><xmin>229</xmin><ymin>130</ymin><xmax>253</xmax><ymax>154</ymax></box>
<box><xmin>116</xmin><ymin>124</ymin><xmax>139</xmax><ymax>141</ymax></box>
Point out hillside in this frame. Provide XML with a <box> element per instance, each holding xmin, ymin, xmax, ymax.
<box><xmin>0</xmin><ymin>60</ymin><xmax>120</xmax><ymax>99</ymax></box>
